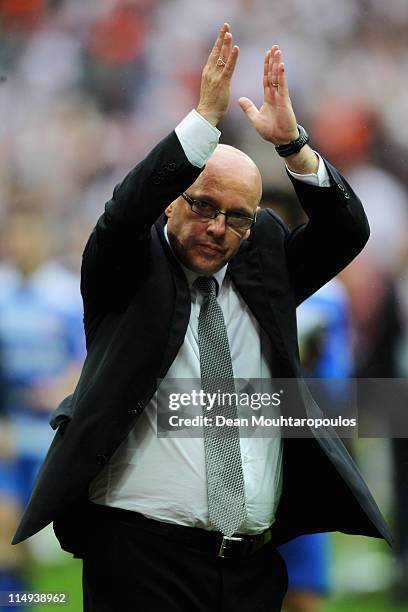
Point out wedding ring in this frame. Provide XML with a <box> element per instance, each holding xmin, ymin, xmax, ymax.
<box><xmin>217</xmin><ymin>58</ymin><xmax>226</xmax><ymax>67</ymax></box>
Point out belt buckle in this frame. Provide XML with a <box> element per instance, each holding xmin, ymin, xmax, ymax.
<box><xmin>218</xmin><ymin>535</ymin><xmax>244</xmax><ymax>559</ymax></box>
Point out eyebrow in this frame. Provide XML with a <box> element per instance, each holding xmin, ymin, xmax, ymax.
<box><xmin>191</xmin><ymin>194</ymin><xmax>254</xmax><ymax>218</ymax></box>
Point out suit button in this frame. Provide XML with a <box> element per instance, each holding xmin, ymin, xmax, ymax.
<box><xmin>135</xmin><ymin>401</ymin><xmax>144</xmax><ymax>413</ymax></box>
<box><xmin>165</xmin><ymin>161</ymin><xmax>176</xmax><ymax>172</ymax></box>
<box><xmin>96</xmin><ymin>454</ymin><xmax>108</xmax><ymax>466</ymax></box>
<box><xmin>336</xmin><ymin>182</ymin><xmax>350</xmax><ymax>200</ymax></box>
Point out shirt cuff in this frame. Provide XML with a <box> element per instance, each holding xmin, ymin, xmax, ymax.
<box><xmin>175</xmin><ymin>109</ymin><xmax>221</xmax><ymax>168</ymax></box>
<box><xmin>286</xmin><ymin>152</ymin><xmax>331</xmax><ymax>187</ymax></box>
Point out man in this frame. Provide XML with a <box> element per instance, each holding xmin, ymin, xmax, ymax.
<box><xmin>13</xmin><ymin>24</ymin><xmax>391</xmax><ymax>611</ymax></box>
<box><xmin>0</xmin><ymin>208</ymin><xmax>85</xmax><ymax>610</ymax></box>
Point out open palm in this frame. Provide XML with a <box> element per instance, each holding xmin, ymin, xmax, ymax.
<box><xmin>239</xmin><ymin>46</ymin><xmax>299</xmax><ymax>145</ymax></box>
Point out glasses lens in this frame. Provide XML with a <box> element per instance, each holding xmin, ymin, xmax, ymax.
<box><xmin>227</xmin><ymin>216</ymin><xmax>252</xmax><ymax>230</ymax></box>
<box><xmin>191</xmin><ymin>201</ymin><xmax>217</xmax><ymax>219</ymax></box>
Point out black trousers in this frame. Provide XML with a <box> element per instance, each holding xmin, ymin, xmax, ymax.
<box><xmin>82</xmin><ymin>504</ymin><xmax>288</xmax><ymax>612</ymax></box>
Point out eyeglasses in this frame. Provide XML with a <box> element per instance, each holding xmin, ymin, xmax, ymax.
<box><xmin>181</xmin><ymin>192</ymin><xmax>256</xmax><ymax>232</ymax></box>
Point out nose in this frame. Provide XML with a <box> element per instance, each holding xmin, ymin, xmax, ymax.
<box><xmin>207</xmin><ymin>214</ymin><xmax>226</xmax><ymax>237</ymax></box>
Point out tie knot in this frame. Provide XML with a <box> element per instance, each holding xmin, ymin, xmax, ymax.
<box><xmin>194</xmin><ymin>276</ymin><xmax>218</xmax><ymax>297</ymax></box>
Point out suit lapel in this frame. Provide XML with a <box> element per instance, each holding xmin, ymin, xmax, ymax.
<box><xmin>228</xmin><ymin>243</ymin><xmax>296</xmax><ymax>376</ymax></box>
<box><xmin>154</xmin><ymin>215</ymin><xmax>191</xmax><ymax>380</ymax></box>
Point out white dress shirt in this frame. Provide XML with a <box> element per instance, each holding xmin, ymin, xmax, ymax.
<box><xmin>89</xmin><ymin>110</ymin><xmax>330</xmax><ymax>534</ymax></box>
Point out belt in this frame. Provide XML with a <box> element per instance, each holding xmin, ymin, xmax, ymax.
<box><xmin>89</xmin><ymin>502</ymin><xmax>274</xmax><ymax>560</ymax></box>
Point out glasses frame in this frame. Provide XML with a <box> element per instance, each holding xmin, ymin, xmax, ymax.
<box><xmin>181</xmin><ymin>192</ymin><xmax>256</xmax><ymax>232</ymax></box>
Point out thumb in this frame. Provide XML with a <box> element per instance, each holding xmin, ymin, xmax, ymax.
<box><xmin>238</xmin><ymin>97</ymin><xmax>259</xmax><ymax>123</ymax></box>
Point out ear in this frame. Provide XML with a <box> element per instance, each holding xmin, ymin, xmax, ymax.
<box><xmin>165</xmin><ymin>204</ymin><xmax>173</xmax><ymax>218</ymax></box>
<box><xmin>242</xmin><ymin>206</ymin><xmax>260</xmax><ymax>241</ymax></box>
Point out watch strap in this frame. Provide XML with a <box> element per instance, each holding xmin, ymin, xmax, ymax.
<box><xmin>275</xmin><ymin>124</ymin><xmax>310</xmax><ymax>157</ymax></box>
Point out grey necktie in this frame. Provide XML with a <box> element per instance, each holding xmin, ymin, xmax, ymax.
<box><xmin>195</xmin><ymin>276</ymin><xmax>247</xmax><ymax>536</ymax></box>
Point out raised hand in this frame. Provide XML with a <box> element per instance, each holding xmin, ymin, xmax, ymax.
<box><xmin>238</xmin><ymin>46</ymin><xmax>299</xmax><ymax>145</ymax></box>
<box><xmin>196</xmin><ymin>23</ymin><xmax>239</xmax><ymax>127</ymax></box>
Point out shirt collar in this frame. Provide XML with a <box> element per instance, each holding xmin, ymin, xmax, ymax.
<box><xmin>164</xmin><ymin>224</ymin><xmax>227</xmax><ymax>293</ymax></box>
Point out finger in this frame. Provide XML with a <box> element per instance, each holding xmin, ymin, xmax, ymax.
<box><xmin>269</xmin><ymin>47</ymin><xmax>280</xmax><ymax>89</ymax></box>
<box><xmin>209</xmin><ymin>23</ymin><xmax>230</xmax><ymax>61</ymax></box>
<box><xmin>224</xmin><ymin>45</ymin><xmax>239</xmax><ymax>77</ymax></box>
<box><xmin>263</xmin><ymin>49</ymin><xmax>275</xmax><ymax>103</ymax></box>
<box><xmin>268</xmin><ymin>47</ymin><xmax>281</xmax><ymax>101</ymax></box>
<box><xmin>221</xmin><ymin>31</ymin><xmax>232</xmax><ymax>59</ymax></box>
<box><xmin>238</xmin><ymin>97</ymin><xmax>259</xmax><ymax>124</ymax></box>
<box><xmin>263</xmin><ymin>50</ymin><xmax>271</xmax><ymax>92</ymax></box>
<box><xmin>277</xmin><ymin>61</ymin><xmax>289</xmax><ymax>96</ymax></box>
<box><xmin>217</xmin><ymin>31</ymin><xmax>232</xmax><ymax>68</ymax></box>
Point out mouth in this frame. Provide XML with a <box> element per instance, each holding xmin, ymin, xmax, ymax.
<box><xmin>196</xmin><ymin>242</ymin><xmax>225</xmax><ymax>255</ymax></box>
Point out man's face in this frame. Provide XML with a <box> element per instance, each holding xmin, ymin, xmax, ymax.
<box><xmin>6</xmin><ymin>214</ymin><xmax>49</xmax><ymax>276</ymax></box>
<box><xmin>165</xmin><ymin>150</ymin><xmax>261</xmax><ymax>275</ymax></box>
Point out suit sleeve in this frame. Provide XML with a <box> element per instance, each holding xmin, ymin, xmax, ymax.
<box><xmin>81</xmin><ymin>131</ymin><xmax>202</xmax><ymax>318</ymax></box>
<box><xmin>284</xmin><ymin>159</ymin><xmax>370</xmax><ymax>306</ymax></box>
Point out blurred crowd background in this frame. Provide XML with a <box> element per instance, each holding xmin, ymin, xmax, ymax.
<box><xmin>0</xmin><ymin>0</ymin><xmax>408</xmax><ymax>610</ymax></box>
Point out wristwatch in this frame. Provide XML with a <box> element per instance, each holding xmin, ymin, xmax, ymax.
<box><xmin>275</xmin><ymin>124</ymin><xmax>310</xmax><ymax>157</ymax></box>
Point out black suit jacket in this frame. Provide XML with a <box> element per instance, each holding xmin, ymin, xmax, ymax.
<box><xmin>13</xmin><ymin>131</ymin><xmax>392</xmax><ymax>553</ymax></box>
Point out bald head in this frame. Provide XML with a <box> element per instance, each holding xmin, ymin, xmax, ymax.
<box><xmin>195</xmin><ymin>144</ymin><xmax>262</xmax><ymax>208</ymax></box>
